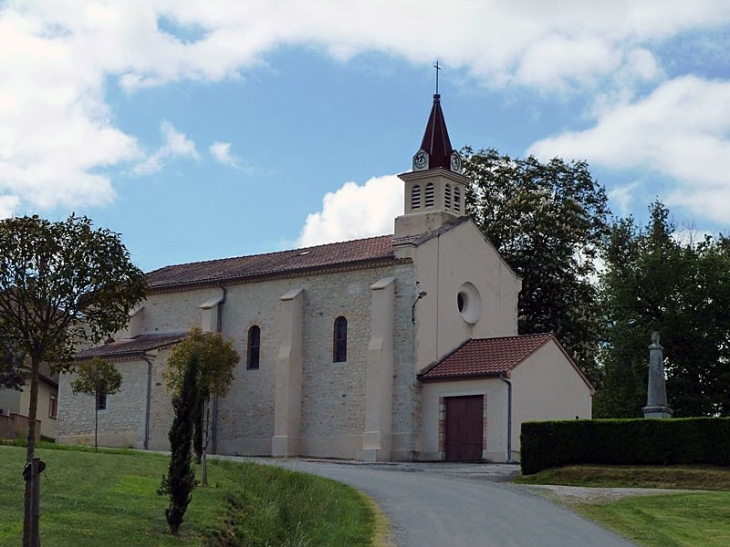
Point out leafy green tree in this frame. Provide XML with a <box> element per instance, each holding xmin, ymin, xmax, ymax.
<box><xmin>71</xmin><ymin>358</ymin><xmax>123</xmax><ymax>451</ymax></box>
<box><xmin>165</xmin><ymin>327</ymin><xmax>239</xmax><ymax>484</ymax></box>
<box><xmin>0</xmin><ymin>214</ymin><xmax>147</xmax><ymax>547</ymax></box>
<box><xmin>0</xmin><ymin>349</ymin><xmax>25</xmax><ymax>391</ymax></box>
<box><xmin>158</xmin><ymin>354</ymin><xmax>198</xmax><ymax>535</ymax></box>
<box><xmin>596</xmin><ymin>202</ymin><xmax>730</xmax><ymax>417</ymax></box>
<box><xmin>462</xmin><ymin>147</ymin><xmax>610</xmax><ymax>382</ymax></box>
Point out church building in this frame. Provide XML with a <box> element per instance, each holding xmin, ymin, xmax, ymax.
<box><xmin>57</xmin><ymin>93</ymin><xmax>593</xmax><ymax>462</ymax></box>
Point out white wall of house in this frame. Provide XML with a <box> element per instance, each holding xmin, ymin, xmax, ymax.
<box><xmin>19</xmin><ymin>379</ymin><xmax>57</xmax><ymax>440</ymax></box>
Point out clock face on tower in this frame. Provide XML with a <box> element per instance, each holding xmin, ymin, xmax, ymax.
<box><xmin>450</xmin><ymin>152</ymin><xmax>462</xmax><ymax>173</ymax></box>
<box><xmin>413</xmin><ymin>150</ymin><xmax>429</xmax><ymax>171</ymax></box>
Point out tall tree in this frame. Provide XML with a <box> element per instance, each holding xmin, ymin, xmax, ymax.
<box><xmin>164</xmin><ymin>327</ymin><xmax>239</xmax><ymax>484</ymax></box>
<box><xmin>71</xmin><ymin>358</ymin><xmax>123</xmax><ymax>451</ymax></box>
<box><xmin>0</xmin><ymin>214</ymin><xmax>147</xmax><ymax>547</ymax></box>
<box><xmin>463</xmin><ymin>147</ymin><xmax>610</xmax><ymax>382</ymax></box>
<box><xmin>596</xmin><ymin>202</ymin><xmax>730</xmax><ymax>417</ymax></box>
<box><xmin>0</xmin><ymin>349</ymin><xmax>26</xmax><ymax>391</ymax></box>
<box><xmin>158</xmin><ymin>354</ymin><xmax>198</xmax><ymax>535</ymax></box>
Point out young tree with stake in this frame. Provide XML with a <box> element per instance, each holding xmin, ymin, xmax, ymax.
<box><xmin>71</xmin><ymin>358</ymin><xmax>123</xmax><ymax>451</ymax></box>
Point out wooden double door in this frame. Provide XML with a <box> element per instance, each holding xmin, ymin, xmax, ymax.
<box><xmin>444</xmin><ymin>395</ymin><xmax>484</xmax><ymax>462</ymax></box>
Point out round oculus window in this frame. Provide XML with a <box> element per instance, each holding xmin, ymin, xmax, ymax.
<box><xmin>457</xmin><ymin>282</ymin><xmax>482</xmax><ymax>325</ymax></box>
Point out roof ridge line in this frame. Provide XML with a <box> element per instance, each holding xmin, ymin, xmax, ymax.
<box><xmin>147</xmin><ymin>233</ymin><xmax>395</xmax><ymax>273</ymax></box>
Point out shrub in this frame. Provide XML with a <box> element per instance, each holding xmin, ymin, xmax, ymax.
<box><xmin>521</xmin><ymin>417</ymin><xmax>730</xmax><ymax>475</ymax></box>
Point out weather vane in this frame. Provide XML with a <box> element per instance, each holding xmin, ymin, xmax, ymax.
<box><xmin>434</xmin><ymin>61</ymin><xmax>441</xmax><ymax>95</ymax></box>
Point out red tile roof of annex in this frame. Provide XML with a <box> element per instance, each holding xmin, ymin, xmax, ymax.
<box><xmin>419</xmin><ymin>333</ymin><xmax>555</xmax><ymax>381</ymax></box>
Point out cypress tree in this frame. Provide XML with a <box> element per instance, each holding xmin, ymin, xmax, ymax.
<box><xmin>158</xmin><ymin>354</ymin><xmax>198</xmax><ymax>534</ymax></box>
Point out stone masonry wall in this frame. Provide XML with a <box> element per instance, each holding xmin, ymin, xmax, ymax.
<box><xmin>57</xmin><ymin>359</ymin><xmax>148</xmax><ymax>448</ymax></box>
<box><xmin>59</xmin><ymin>260</ymin><xmax>423</xmax><ymax>459</ymax></box>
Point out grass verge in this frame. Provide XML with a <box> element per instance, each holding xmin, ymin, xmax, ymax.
<box><xmin>0</xmin><ymin>445</ymin><xmax>379</xmax><ymax>547</ymax></box>
<box><xmin>515</xmin><ymin>464</ymin><xmax>730</xmax><ymax>490</ymax></box>
<box><xmin>575</xmin><ymin>492</ymin><xmax>730</xmax><ymax>547</ymax></box>
<box><xmin>516</xmin><ymin>465</ymin><xmax>730</xmax><ymax>547</ymax></box>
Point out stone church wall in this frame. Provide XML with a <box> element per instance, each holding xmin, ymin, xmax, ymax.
<box><xmin>59</xmin><ymin>259</ymin><xmax>426</xmax><ymax>460</ymax></box>
<box><xmin>58</xmin><ymin>358</ymin><xmax>149</xmax><ymax>448</ymax></box>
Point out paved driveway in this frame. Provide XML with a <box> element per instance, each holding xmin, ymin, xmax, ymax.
<box><xmin>235</xmin><ymin>458</ymin><xmax>636</xmax><ymax>547</ymax></box>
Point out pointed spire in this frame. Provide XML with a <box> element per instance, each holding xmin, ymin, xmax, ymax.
<box><xmin>421</xmin><ymin>94</ymin><xmax>453</xmax><ymax>167</ymax></box>
<box><xmin>413</xmin><ymin>94</ymin><xmax>462</xmax><ymax>173</ymax></box>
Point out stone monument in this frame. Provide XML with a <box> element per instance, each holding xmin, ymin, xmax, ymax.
<box><xmin>642</xmin><ymin>331</ymin><xmax>673</xmax><ymax>419</ymax></box>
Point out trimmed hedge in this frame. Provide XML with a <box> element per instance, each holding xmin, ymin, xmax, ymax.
<box><xmin>520</xmin><ymin>418</ymin><xmax>730</xmax><ymax>475</ymax></box>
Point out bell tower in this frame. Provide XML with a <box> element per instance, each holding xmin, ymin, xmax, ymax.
<box><xmin>395</xmin><ymin>93</ymin><xmax>470</xmax><ymax>238</ymax></box>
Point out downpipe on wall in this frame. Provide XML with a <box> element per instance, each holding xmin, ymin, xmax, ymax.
<box><xmin>142</xmin><ymin>355</ymin><xmax>153</xmax><ymax>450</ymax></box>
<box><xmin>211</xmin><ymin>283</ymin><xmax>227</xmax><ymax>454</ymax></box>
<box><xmin>499</xmin><ymin>373</ymin><xmax>514</xmax><ymax>464</ymax></box>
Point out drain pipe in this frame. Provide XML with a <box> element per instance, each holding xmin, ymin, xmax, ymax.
<box><xmin>499</xmin><ymin>373</ymin><xmax>513</xmax><ymax>463</ymax></box>
<box><xmin>211</xmin><ymin>283</ymin><xmax>227</xmax><ymax>454</ymax></box>
<box><xmin>142</xmin><ymin>354</ymin><xmax>153</xmax><ymax>450</ymax></box>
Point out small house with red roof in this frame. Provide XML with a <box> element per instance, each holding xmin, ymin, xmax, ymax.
<box><xmin>57</xmin><ymin>94</ymin><xmax>593</xmax><ymax>462</ymax></box>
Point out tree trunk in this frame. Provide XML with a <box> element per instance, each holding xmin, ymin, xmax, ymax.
<box><xmin>201</xmin><ymin>398</ymin><xmax>208</xmax><ymax>487</ymax></box>
<box><xmin>94</xmin><ymin>391</ymin><xmax>99</xmax><ymax>452</ymax></box>
<box><xmin>23</xmin><ymin>353</ymin><xmax>41</xmax><ymax>547</ymax></box>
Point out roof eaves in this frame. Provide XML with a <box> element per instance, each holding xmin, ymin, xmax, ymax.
<box><xmin>420</xmin><ymin>370</ymin><xmax>505</xmax><ymax>383</ymax></box>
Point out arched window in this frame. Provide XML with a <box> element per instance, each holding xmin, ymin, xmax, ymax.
<box><xmin>425</xmin><ymin>183</ymin><xmax>435</xmax><ymax>208</ymax></box>
<box><xmin>411</xmin><ymin>185</ymin><xmax>421</xmax><ymax>209</ymax></box>
<box><xmin>333</xmin><ymin>316</ymin><xmax>347</xmax><ymax>363</ymax></box>
<box><xmin>444</xmin><ymin>184</ymin><xmax>452</xmax><ymax>209</ymax></box>
<box><xmin>247</xmin><ymin>325</ymin><xmax>261</xmax><ymax>370</ymax></box>
<box><xmin>454</xmin><ymin>186</ymin><xmax>461</xmax><ymax>213</ymax></box>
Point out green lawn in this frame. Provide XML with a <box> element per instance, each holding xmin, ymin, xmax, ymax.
<box><xmin>517</xmin><ymin>465</ymin><xmax>730</xmax><ymax>547</ymax></box>
<box><xmin>0</xmin><ymin>445</ymin><xmax>378</xmax><ymax>547</ymax></box>
<box><xmin>576</xmin><ymin>492</ymin><xmax>730</xmax><ymax>547</ymax></box>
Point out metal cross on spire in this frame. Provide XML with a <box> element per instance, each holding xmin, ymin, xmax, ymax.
<box><xmin>434</xmin><ymin>61</ymin><xmax>441</xmax><ymax>95</ymax></box>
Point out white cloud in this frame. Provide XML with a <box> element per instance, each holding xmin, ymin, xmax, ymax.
<box><xmin>667</xmin><ymin>186</ymin><xmax>730</xmax><ymax>225</ymax></box>
<box><xmin>209</xmin><ymin>141</ymin><xmax>242</xmax><ymax>169</ymax></box>
<box><xmin>607</xmin><ymin>181</ymin><xmax>641</xmax><ymax>216</ymax></box>
<box><xmin>0</xmin><ymin>196</ymin><xmax>19</xmax><ymax>219</ymax></box>
<box><xmin>133</xmin><ymin>121</ymin><xmax>198</xmax><ymax>174</ymax></box>
<box><xmin>528</xmin><ymin>76</ymin><xmax>730</xmax><ymax>222</ymax></box>
<box><xmin>2</xmin><ymin>1</ymin><xmax>730</xmax><ymax>213</ymax></box>
<box><xmin>298</xmin><ymin>175</ymin><xmax>403</xmax><ymax>247</ymax></box>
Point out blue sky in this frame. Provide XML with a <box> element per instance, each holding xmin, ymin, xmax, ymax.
<box><xmin>2</xmin><ymin>1</ymin><xmax>730</xmax><ymax>272</ymax></box>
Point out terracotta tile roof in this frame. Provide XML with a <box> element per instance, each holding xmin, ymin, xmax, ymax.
<box><xmin>419</xmin><ymin>333</ymin><xmax>554</xmax><ymax>381</ymax></box>
<box><xmin>75</xmin><ymin>333</ymin><xmax>188</xmax><ymax>361</ymax></box>
<box><xmin>147</xmin><ymin>234</ymin><xmax>396</xmax><ymax>290</ymax></box>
